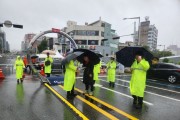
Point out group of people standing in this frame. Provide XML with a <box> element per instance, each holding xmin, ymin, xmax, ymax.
<box><xmin>63</xmin><ymin>54</ymin><xmax>117</xmax><ymax>99</ymax></box>
<box><xmin>15</xmin><ymin>50</ymin><xmax>150</xmax><ymax>110</ymax></box>
<box><xmin>14</xmin><ymin>53</ymin><xmax>54</xmax><ymax>84</ymax></box>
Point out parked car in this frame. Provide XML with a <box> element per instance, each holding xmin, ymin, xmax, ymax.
<box><xmin>147</xmin><ymin>63</ymin><xmax>180</xmax><ymax>83</ymax></box>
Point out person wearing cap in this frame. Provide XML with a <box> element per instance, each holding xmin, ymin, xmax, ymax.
<box><xmin>106</xmin><ymin>56</ymin><xmax>116</xmax><ymax>87</ymax></box>
<box><xmin>130</xmin><ymin>51</ymin><xmax>150</xmax><ymax>109</ymax></box>
<box><xmin>44</xmin><ymin>53</ymin><xmax>53</xmax><ymax>77</ymax></box>
<box><xmin>14</xmin><ymin>56</ymin><xmax>25</xmax><ymax>83</ymax></box>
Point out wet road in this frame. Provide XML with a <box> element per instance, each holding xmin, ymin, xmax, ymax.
<box><xmin>0</xmin><ymin>60</ymin><xmax>180</xmax><ymax>120</ymax></box>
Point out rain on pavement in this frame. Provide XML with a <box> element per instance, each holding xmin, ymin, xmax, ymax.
<box><xmin>0</xmin><ymin>57</ymin><xmax>180</xmax><ymax>120</ymax></box>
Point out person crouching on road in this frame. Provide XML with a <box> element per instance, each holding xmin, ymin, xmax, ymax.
<box><xmin>106</xmin><ymin>56</ymin><xmax>116</xmax><ymax>88</ymax></box>
<box><xmin>83</xmin><ymin>55</ymin><xmax>94</xmax><ymax>96</ymax></box>
<box><xmin>14</xmin><ymin>56</ymin><xmax>25</xmax><ymax>84</ymax></box>
<box><xmin>64</xmin><ymin>59</ymin><xmax>79</xmax><ymax>99</ymax></box>
<box><xmin>44</xmin><ymin>53</ymin><xmax>53</xmax><ymax>77</ymax></box>
<box><xmin>130</xmin><ymin>51</ymin><xmax>150</xmax><ymax>109</ymax></box>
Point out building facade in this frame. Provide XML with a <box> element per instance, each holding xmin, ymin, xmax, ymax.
<box><xmin>21</xmin><ymin>33</ymin><xmax>36</xmax><ymax>51</ymax></box>
<box><xmin>59</xmin><ymin>18</ymin><xmax>119</xmax><ymax>55</ymax></box>
<box><xmin>139</xmin><ymin>18</ymin><xmax>158</xmax><ymax>51</ymax></box>
<box><xmin>0</xmin><ymin>29</ymin><xmax>9</xmax><ymax>53</ymax></box>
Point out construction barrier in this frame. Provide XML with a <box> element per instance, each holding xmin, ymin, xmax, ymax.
<box><xmin>40</xmin><ymin>67</ymin><xmax>45</xmax><ymax>76</ymax></box>
<box><xmin>0</xmin><ymin>69</ymin><xmax>5</xmax><ymax>79</ymax></box>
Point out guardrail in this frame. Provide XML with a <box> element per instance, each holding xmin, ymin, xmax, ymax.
<box><xmin>0</xmin><ymin>64</ymin><xmax>14</xmax><ymax>74</ymax></box>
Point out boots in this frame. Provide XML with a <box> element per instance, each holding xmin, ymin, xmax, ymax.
<box><xmin>111</xmin><ymin>82</ymin><xmax>115</xmax><ymax>88</ymax></box>
<box><xmin>66</xmin><ymin>91</ymin><xmax>72</xmax><ymax>99</ymax></box>
<box><xmin>17</xmin><ymin>79</ymin><xmax>19</xmax><ymax>84</ymax></box>
<box><xmin>136</xmin><ymin>97</ymin><xmax>143</xmax><ymax>109</ymax></box>
<box><xmin>132</xmin><ymin>95</ymin><xmax>137</xmax><ymax>105</ymax></box>
<box><xmin>109</xmin><ymin>82</ymin><xmax>112</xmax><ymax>87</ymax></box>
<box><xmin>71</xmin><ymin>90</ymin><xmax>77</xmax><ymax>97</ymax></box>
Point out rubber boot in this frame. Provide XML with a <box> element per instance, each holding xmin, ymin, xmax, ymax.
<box><xmin>109</xmin><ymin>82</ymin><xmax>112</xmax><ymax>87</ymax></box>
<box><xmin>17</xmin><ymin>79</ymin><xmax>19</xmax><ymax>84</ymax></box>
<box><xmin>112</xmin><ymin>82</ymin><xmax>115</xmax><ymax>88</ymax></box>
<box><xmin>71</xmin><ymin>90</ymin><xmax>77</xmax><ymax>97</ymax></box>
<box><xmin>136</xmin><ymin>97</ymin><xmax>143</xmax><ymax>109</ymax></box>
<box><xmin>66</xmin><ymin>91</ymin><xmax>72</xmax><ymax>99</ymax></box>
<box><xmin>132</xmin><ymin>95</ymin><xmax>137</xmax><ymax>105</ymax></box>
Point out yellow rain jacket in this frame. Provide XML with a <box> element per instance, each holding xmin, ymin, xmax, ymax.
<box><xmin>93</xmin><ymin>61</ymin><xmax>101</xmax><ymax>81</ymax></box>
<box><xmin>44</xmin><ymin>57</ymin><xmax>53</xmax><ymax>74</ymax></box>
<box><xmin>14</xmin><ymin>56</ymin><xmax>25</xmax><ymax>79</ymax></box>
<box><xmin>130</xmin><ymin>59</ymin><xmax>150</xmax><ymax>97</ymax></box>
<box><xmin>106</xmin><ymin>60</ymin><xmax>116</xmax><ymax>82</ymax></box>
<box><xmin>64</xmin><ymin>60</ymin><xmax>77</xmax><ymax>91</ymax></box>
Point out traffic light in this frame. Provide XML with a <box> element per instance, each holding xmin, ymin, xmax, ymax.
<box><xmin>13</xmin><ymin>24</ymin><xmax>23</xmax><ymax>29</ymax></box>
<box><xmin>0</xmin><ymin>24</ymin><xmax>3</xmax><ymax>27</ymax></box>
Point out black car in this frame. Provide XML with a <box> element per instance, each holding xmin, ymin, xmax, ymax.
<box><xmin>147</xmin><ymin>63</ymin><xmax>180</xmax><ymax>83</ymax></box>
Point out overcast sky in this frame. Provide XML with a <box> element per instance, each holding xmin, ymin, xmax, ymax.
<box><xmin>0</xmin><ymin>0</ymin><xmax>180</xmax><ymax>51</ymax></box>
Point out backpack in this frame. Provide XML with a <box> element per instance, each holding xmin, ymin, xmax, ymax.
<box><xmin>45</xmin><ymin>60</ymin><xmax>51</xmax><ymax>66</ymax></box>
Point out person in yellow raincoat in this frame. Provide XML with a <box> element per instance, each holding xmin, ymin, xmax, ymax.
<box><xmin>44</xmin><ymin>53</ymin><xmax>53</xmax><ymax>77</ymax></box>
<box><xmin>130</xmin><ymin>51</ymin><xmax>150</xmax><ymax>109</ymax></box>
<box><xmin>91</xmin><ymin>61</ymin><xmax>101</xmax><ymax>95</ymax></box>
<box><xmin>106</xmin><ymin>57</ymin><xmax>116</xmax><ymax>87</ymax></box>
<box><xmin>64</xmin><ymin>60</ymin><xmax>78</xmax><ymax>99</ymax></box>
<box><xmin>14</xmin><ymin>56</ymin><xmax>25</xmax><ymax>83</ymax></box>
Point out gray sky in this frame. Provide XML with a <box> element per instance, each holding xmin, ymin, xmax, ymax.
<box><xmin>0</xmin><ymin>0</ymin><xmax>180</xmax><ymax>50</ymax></box>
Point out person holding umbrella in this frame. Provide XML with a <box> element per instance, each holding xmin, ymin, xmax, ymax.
<box><xmin>106</xmin><ymin>56</ymin><xmax>116</xmax><ymax>88</ymax></box>
<box><xmin>130</xmin><ymin>51</ymin><xmax>150</xmax><ymax>109</ymax></box>
<box><xmin>44</xmin><ymin>53</ymin><xmax>53</xmax><ymax>77</ymax></box>
<box><xmin>83</xmin><ymin>55</ymin><xmax>95</xmax><ymax>95</ymax></box>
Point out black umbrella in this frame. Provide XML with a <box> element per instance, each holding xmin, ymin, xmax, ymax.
<box><xmin>73</xmin><ymin>49</ymin><xmax>100</xmax><ymax>65</ymax></box>
<box><xmin>61</xmin><ymin>52</ymin><xmax>83</xmax><ymax>65</ymax></box>
<box><xmin>116</xmin><ymin>46</ymin><xmax>153</xmax><ymax>67</ymax></box>
<box><xmin>90</xmin><ymin>50</ymin><xmax>103</xmax><ymax>57</ymax></box>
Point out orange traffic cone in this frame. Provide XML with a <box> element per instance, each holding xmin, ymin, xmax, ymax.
<box><xmin>40</xmin><ymin>67</ymin><xmax>45</xmax><ymax>76</ymax></box>
<box><xmin>0</xmin><ymin>69</ymin><xmax>5</xmax><ymax>79</ymax></box>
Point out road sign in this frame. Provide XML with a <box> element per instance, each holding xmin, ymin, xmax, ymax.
<box><xmin>52</xmin><ymin>28</ymin><xmax>60</xmax><ymax>33</ymax></box>
<box><xmin>4</xmin><ymin>20</ymin><xmax>12</xmax><ymax>28</ymax></box>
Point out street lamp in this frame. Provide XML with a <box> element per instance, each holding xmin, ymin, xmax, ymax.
<box><xmin>123</xmin><ymin>17</ymin><xmax>140</xmax><ymax>46</ymax></box>
<box><xmin>158</xmin><ymin>45</ymin><xmax>165</xmax><ymax>57</ymax></box>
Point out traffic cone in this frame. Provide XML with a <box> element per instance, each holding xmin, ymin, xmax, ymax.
<box><xmin>0</xmin><ymin>69</ymin><xmax>5</xmax><ymax>79</ymax></box>
<box><xmin>40</xmin><ymin>67</ymin><xmax>45</xmax><ymax>76</ymax></box>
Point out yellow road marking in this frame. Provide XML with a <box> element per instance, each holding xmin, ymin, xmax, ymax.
<box><xmin>59</xmin><ymin>85</ymin><xmax>119</xmax><ymax>120</ymax></box>
<box><xmin>75</xmin><ymin>88</ymin><xmax>139</xmax><ymax>120</ymax></box>
<box><xmin>77</xmin><ymin>95</ymin><xmax>119</xmax><ymax>120</ymax></box>
<box><xmin>44</xmin><ymin>83</ymin><xmax>89</xmax><ymax>120</ymax></box>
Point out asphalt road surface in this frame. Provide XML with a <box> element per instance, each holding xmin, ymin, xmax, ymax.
<box><xmin>0</xmin><ymin>71</ymin><xmax>180</xmax><ymax>120</ymax></box>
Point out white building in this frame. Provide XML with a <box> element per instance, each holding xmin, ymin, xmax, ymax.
<box><xmin>60</xmin><ymin>18</ymin><xmax>119</xmax><ymax>55</ymax></box>
<box><xmin>147</xmin><ymin>25</ymin><xmax>158</xmax><ymax>50</ymax></box>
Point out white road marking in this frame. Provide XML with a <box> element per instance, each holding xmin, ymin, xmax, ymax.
<box><xmin>116</xmin><ymin>78</ymin><xmax>180</xmax><ymax>94</ymax></box>
<box><xmin>100</xmin><ymin>79</ymin><xmax>180</xmax><ymax>102</ymax></box>
<box><xmin>95</xmin><ymin>83</ymin><xmax>153</xmax><ymax>106</ymax></box>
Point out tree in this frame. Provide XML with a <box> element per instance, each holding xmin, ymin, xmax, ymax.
<box><xmin>151</xmin><ymin>50</ymin><xmax>173</xmax><ymax>58</ymax></box>
<box><xmin>38</xmin><ymin>39</ymin><xmax>47</xmax><ymax>53</ymax></box>
<box><xmin>163</xmin><ymin>58</ymin><xmax>169</xmax><ymax>63</ymax></box>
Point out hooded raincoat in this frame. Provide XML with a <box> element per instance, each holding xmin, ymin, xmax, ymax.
<box><xmin>93</xmin><ymin>61</ymin><xmax>101</xmax><ymax>81</ymax></box>
<box><xmin>130</xmin><ymin>59</ymin><xmax>150</xmax><ymax>97</ymax></box>
<box><xmin>64</xmin><ymin>60</ymin><xmax>77</xmax><ymax>91</ymax></box>
<box><xmin>44</xmin><ymin>57</ymin><xmax>53</xmax><ymax>74</ymax></box>
<box><xmin>106</xmin><ymin>60</ymin><xmax>116</xmax><ymax>82</ymax></box>
<box><xmin>14</xmin><ymin>56</ymin><xmax>25</xmax><ymax>79</ymax></box>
